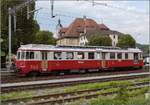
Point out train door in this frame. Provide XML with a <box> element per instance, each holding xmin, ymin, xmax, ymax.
<box><xmin>101</xmin><ymin>52</ymin><xmax>106</xmax><ymax>68</ymax></box>
<box><xmin>133</xmin><ymin>53</ymin><xmax>139</xmax><ymax>63</ymax></box>
<box><xmin>41</xmin><ymin>52</ymin><xmax>48</xmax><ymax>71</ymax></box>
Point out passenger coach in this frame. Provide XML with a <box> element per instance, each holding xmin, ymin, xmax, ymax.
<box><xmin>15</xmin><ymin>44</ymin><xmax>144</xmax><ymax>76</ymax></box>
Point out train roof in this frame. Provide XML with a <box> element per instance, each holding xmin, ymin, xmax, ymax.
<box><xmin>18</xmin><ymin>44</ymin><xmax>142</xmax><ymax>53</ymax></box>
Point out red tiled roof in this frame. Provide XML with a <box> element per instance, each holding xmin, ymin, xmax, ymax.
<box><xmin>65</xmin><ymin>18</ymin><xmax>98</xmax><ymax>36</ymax></box>
<box><xmin>60</xmin><ymin>28</ymin><xmax>68</xmax><ymax>33</ymax></box>
<box><xmin>59</xmin><ymin>18</ymin><xmax>110</xmax><ymax>38</ymax></box>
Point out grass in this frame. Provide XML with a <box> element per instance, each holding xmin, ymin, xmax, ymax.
<box><xmin>89</xmin><ymin>96</ymin><xmax>149</xmax><ymax>105</ymax></box>
<box><xmin>0</xmin><ymin>91</ymin><xmax>35</xmax><ymax>101</ymax></box>
<box><xmin>68</xmin><ymin>94</ymin><xmax>150</xmax><ymax>105</ymax></box>
<box><xmin>63</xmin><ymin>78</ymin><xmax>149</xmax><ymax>93</ymax></box>
<box><xmin>128</xmin><ymin>87</ymin><xmax>149</xmax><ymax>97</ymax></box>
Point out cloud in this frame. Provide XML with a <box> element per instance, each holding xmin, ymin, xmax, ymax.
<box><xmin>35</xmin><ymin>0</ymin><xmax>149</xmax><ymax>44</ymax></box>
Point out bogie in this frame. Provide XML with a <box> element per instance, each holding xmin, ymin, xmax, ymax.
<box><xmin>27</xmin><ymin>71</ymin><xmax>39</xmax><ymax>77</ymax></box>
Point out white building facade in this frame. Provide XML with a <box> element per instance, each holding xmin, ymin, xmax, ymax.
<box><xmin>79</xmin><ymin>32</ymin><xmax>120</xmax><ymax>47</ymax></box>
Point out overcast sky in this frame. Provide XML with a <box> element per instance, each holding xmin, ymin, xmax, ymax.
<box><xmin>35</xmin><ymin>0</ymin><xmax>149</xmax><ymax>44</ymax></box>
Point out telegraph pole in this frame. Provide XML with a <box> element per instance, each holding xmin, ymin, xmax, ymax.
<box><xmin>13</xmin><ymin>13</ymin><xmax>16</xmax><ymax>32</ymax></box>
<box><xmin>8</xmin><ymin>8</ymin><xmax>12</xmax><ymax>70</ymax></box>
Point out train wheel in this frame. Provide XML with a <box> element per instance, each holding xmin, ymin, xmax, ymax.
<box><xmin>27</xmin><ymin>71</ymin><xmax>39</xmax><ymax>77</ymax></box>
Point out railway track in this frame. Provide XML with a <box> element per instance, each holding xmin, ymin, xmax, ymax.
<box><xmin>1</xmin><ymin>72</ymin><xmax>149</xmax><ymax>93</ymax></box>
<box><xmin>1</xmin><ymin>70</ymin><xmax>15</xmax><ymax>77</ymax></box>
<box><xmin>2</xmin><ymin>82</ymin><xmax>149</xmax><ymax>105</ymax></box>
<box><xmin>1</xmin><ymin>69</ymin><xmax>148</xmax><ymax>83</ymax></box>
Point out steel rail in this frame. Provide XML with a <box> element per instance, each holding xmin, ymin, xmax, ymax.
<box><xmin>1</xmin><ymin>69</ymin><xmax>147</xmax><ymax>83</ymax></box>
<box><xmin>1</xmin><ymin>72</ymin><xmax>149</xmax><ymax>93</ymax></box>
<box><xmin>2</xmin><ymin>82</ymin><xmax>149</xmax><ymax>105</ymax></box>
<box><xmin>2</xmin><ymin>69</ymin><xmax>146</xmax><ymax>83</ymax></box>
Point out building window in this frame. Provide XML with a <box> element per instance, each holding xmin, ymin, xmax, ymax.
<box><xmin>113</xmin><ymin>35</ymin><xmax>115</xmax><ymax>39</ymax></box>
<box><xmin>110</xmin><ymin>52</ymin><xmax>115</xmax><ymax>59</ymax></box>
<box><xmin>54</xmin><ymin>52</ymin><xmax>62</xmax><ymax>60</ymax></box>
<box><xmin>77</xmin><ymin>52</ymin><xmax>84</xmax><ymax>59</ymax></box>
<box><xmin>125</xmin><ymin>53</ymin><xmax>128</xmax><ymax>59</ymax></box>
<box><xmin>88</xmin><ymin>52</ymin><xmax>94</xmax><ymax>59</ymax></box>
<box><xmin>82</xmin><ymin>36</ymin><xmax>84</xmax><ymax>40</ymax></box>
<box><xmin>113</xmin><ymin>42</ymin><xmax>115</xmax><ymax>46</ymax></box>
<box><xmin>66</xmin><ymin>52</ymin><xmax>74</xmax><ymax>59</ymax></box>
<box><xmin>117</xmin><ymin>53</ymin><xmax>122</xmax><ymax>59</ymax></box>
<box><xmin>80</xmin><ymin>43</ymin><xmax>84</xmax><ymax>46</ymax></box>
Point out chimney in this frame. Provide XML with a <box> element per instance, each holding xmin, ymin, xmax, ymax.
<box><xmin>83</xmin><ymin>15</ymin><xmax>86</xmax><ymax>34</ymax></box>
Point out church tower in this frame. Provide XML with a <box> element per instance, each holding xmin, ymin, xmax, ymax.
<box><xmin>55</xmin><ymin>18</ymin><xmax>63</xmax><ymax>38</ymax></box>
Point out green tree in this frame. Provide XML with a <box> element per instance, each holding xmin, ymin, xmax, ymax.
<box><xmin>34</xmin><ymin>31</ymin><xmax>56</xmax><ymax>45</ymax></box>
<box><xmin>88</xmin><ymin>33</ymin><xmax>112</xmax><ymax>46</ymax></box>
<box><xmin>1</xmin><ymin>0</ymin><xmax>39</xmax><ymax>54</ymax></box>
<box><xmin>117</xmin><ymin>34</ymin><xmax>136</xmax><ymax>48</ymax></box>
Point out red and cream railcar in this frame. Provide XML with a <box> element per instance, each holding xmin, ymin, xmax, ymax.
<box><xmin>15</xmin><ymin>44</ymin><xmax>144</xmax><ymax>76</ymax></box>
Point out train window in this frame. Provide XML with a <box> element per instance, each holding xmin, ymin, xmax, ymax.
<box><xmin>66</xmin><ymin>52</ymin><xmax>74</xmax><ymax>59</ymax></box>
<box><xmin>26</xmin><ymin>52</ymin><xmax>30</xmax><ymax>59</ymax></box>
<box><xmin>110</xmin><ymin>53</ymin><xmax>115</xmax><ymax>59</ymax></box>
<box><xmin>35</xmin><ymin>53</ymin><xmax>38</xmax><ymax>59</ymax></box>
<box><xmin>77</xmin><ymin>52</ymin><xmax>84</xmax><ymax>59</ymax></box>
<box><xmin>30</xmin><ymin>52</ymin><xmax>34</xmax><ymax>59</ymax></box>
<box><xmin>102</xmin><ymin>53</ymin><xmax>106</xmax><ymax>60</ymax></box>
<box><xmin>125</xmin><ymin>53</ymin><xmax>128</xmax><ymax>59</ymax></box>
<box><xmin>21</xmin><ymin>52</ymin><xmax>25</xmax><ymax>59</ymax></box>
<box><xmin>26</xmin><ymin>52</ymin><xmax>34</xmax><ymax>59</ymax></box>
<box><xmin>88</xmin><ymin>52</ymin><xmax>94</xmax><ymax>59</ymax></box>
<box><xmin>97</xmin><ymin>52</ymin><xmax>101</xmax><ymax>59</ymax></box>
<box><xmin>134</xmin><ymin>53</ymin><xmax>139</xmax><ymax>60</ymax></box>
<box><xmin>54</xmin><ymin>52</ymin><xmax>62</xmax><ymax>60</ymax></box>
<box><xmin>140</xmin><ymin>53</ymin><xmax>143</xmax><ymax>59</ymax></box>
<box><xmin>117</xmin><ymin>53</ymin><xmax>122</xmax><ymax>59</ymax></box>
<box><xmin>42</xmin><ymin>52</ymin><xmax>47</xmax><ymax>60</ymax></box>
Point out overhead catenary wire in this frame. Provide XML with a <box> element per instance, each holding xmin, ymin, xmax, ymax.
<box><xmin>36</xmin><ymin>10</ymin><xmax>104</xmax><ymax>24</ymax></box>
<box><xmin>41</xmin><ymin>6</ymin><xmax>104</xmax><ymax>19</ymax></box>
<box><xmin>88</xmin><ymin>0</ymin><xmax>148</xmax><ymax>15</ymax></box>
